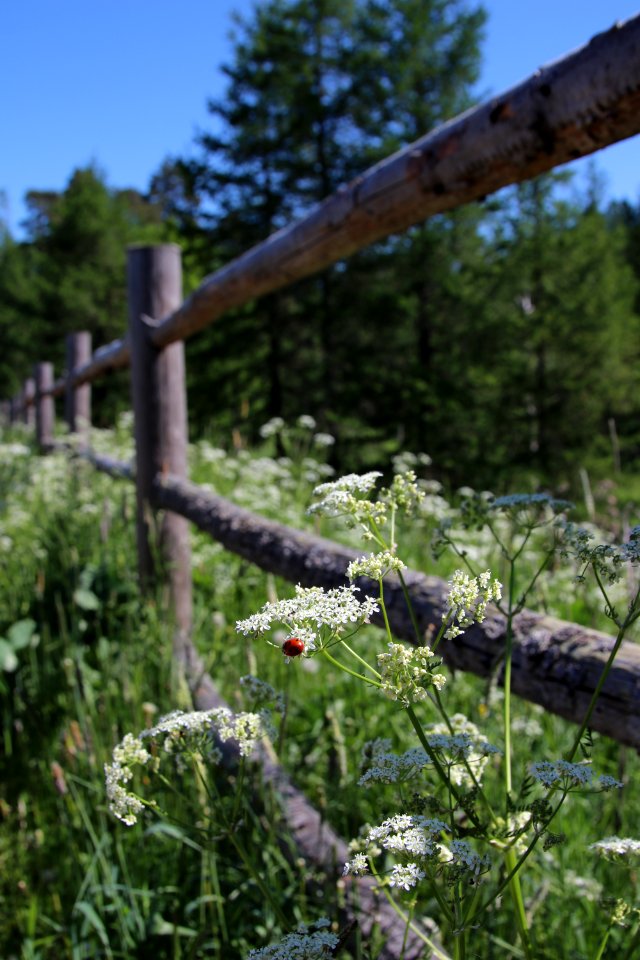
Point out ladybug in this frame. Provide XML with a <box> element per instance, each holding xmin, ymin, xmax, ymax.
<box><xmin>282</xmin><ymin>637</ymin><xmax>305</xmax><ymax>658</ymax></box>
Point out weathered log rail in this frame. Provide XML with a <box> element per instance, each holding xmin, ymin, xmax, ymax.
<box><xmin>4</xmin><ymin>16</ymin><xmax>640</xmax><ymax>957</ymax></box>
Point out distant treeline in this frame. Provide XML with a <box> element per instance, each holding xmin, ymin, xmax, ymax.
<box><xmin>2</xmin><ymin>0</ymin><xmax>639</xmax><ymax>492</ymax></box>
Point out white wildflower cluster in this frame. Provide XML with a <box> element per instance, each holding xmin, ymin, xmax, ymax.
<box><xmin>308</xmin><ymin>472</ymin><xmax>386</xmax><ymax>532</ymax></box>
<box><xmin>560</xmin><ymin>522</ymin><xmax>640</xmax><ymax>585</ymax></box>
<box><xmin>246</xmin><ymin>919</ymin><xmax>338</xmax><ymax>959</ymax></box>
<box><xmin>259</xmin><ymin>417</ymin><xmax>285</xmax><ymax>439</ymax></box>
<box><xmin>297</xmin><ymin>415</ymin><xmax>316</xmax><ymax>430</ymax></box>
<box><xmin>444</xmin><ymin>839</ymin><xmax>491</xmax><ymax>881</ymax></box>
<box><xmin>0</xmin><ymin>441</ymin><xmax>31</xmax><ymax>460</ymax></box>
<box><xmin>377</xmin><ymin>642</ymin><xmax>446</xmax><ymax>706</ymax></box>
<box><xmin>358</xmin><ymin>738</ymin><xmax>431</xmax><ymax>786</ymax></box>
<box><xmin>345</xmin><ymin>814</ymin><xmax>491</xmax><ymax>890</ymax></box>
<box><xmin>105</xmin><ymin>736</ymin><xmax>151</xmax><ymax>826</ymax></box>
<box><xmin>312</xmin><ymin>432</ymin><xmax>335</xmax><ymax>448</ymax></box>
<box><xmin>347</xmin><ymin>550</ymin><xmax>406</xmax><ymax>581</ymax></box>
<box><xmin>236</xmin><ymin>584</ymin><xmax>379</xmax><ymax>656</ymax></box>
<box><xmin>106</xmin><ymin>708</ymin><xmax>271</xmax><ymax>826</ymax></box>
<box><xmin>443</xmin><ymin>570</ymin><xmax>502</xmax><ymax>640</ymax></box>
<box><xmin>589</xmin><ymin>836</ymin><xmax>640</xmax><ymax>862</ymax></box>
<box><xmin>391</xmin><ymin>451</ymin><xmax>432</xmax><ymax>475</ymax></box>
<box><xmin>239</xmin><ymin>675</ymin><xmax>285</xmax><ymax>715</ymax></box>
<box><xmin>425</xmin><ymin>714</ymin><xmax>500</xmax><ymax>788</ymax></box>
<box><xmin>389</xmin><ymin>863</ymin><xmax>426</xmax><ymax>890</ymax></box>
<box><xmin>344</xmin><ymin>814</ymin><xmax>449</xmax><ymax>885</ymax></box>
<box><xmin>563</xmin><ymin>869</ymin><xmax>602</xmax><ymax>901</ymax></box>
<box><xmin>530</xmin><ymin>760</ymin><xmax>623</xmax><ymax>792</ymax></box>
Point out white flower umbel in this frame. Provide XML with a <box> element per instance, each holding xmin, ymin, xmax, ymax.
<box><xmin>345</xmin><ymin>815</ymin><xmax>449</xmax><ymax>882</ymax></box>
<box><xmin>236</xmin><ymin>584</ymin><xmax>379</xmax><ymax>656</ymax></box>
<box><xmin>246</xmin><ymin>918</ymin><xmax>338</xmax><ymax>959</ymax></box>
<box><xmin>446</xmin><ymin>839</ymin><xmax>491</xmax><ymax>880</ymax></box>
<box><xmin>239</xmin><ymin>675</ymin><xmax>285</xmax><ymax>715</ymax></box>
<box><xmin>106</xmin><ymin>708</ymin><xmax>271</xmax><ymax>825</ymax></box>
<box><xmin>347</xmin><ymin>550</ymin><xmax>406</xmax><ymax>581</ymax></box>
<box><xmin>308</xmin><ymin>471</ymin><xmax>385</xmax><ymax>532</ymax></box>
<box><xmin>389</xmin><ymin>863</ymin><xmax>426</xmax><ymax>890</ymax></box>
<box><xmin>530</xmin><ymin>760</ymin><xmax>623</xmax><ymax>791</ymax></box>
<box><xmin>377</xmin><ymin>642</ymin><xmax>446</xmax><ymax>705</ymax></box>
<box><xmin>425</xmin><ymin>714</ymin><xmax>500</xmax><ymax>788</ymax></box>
<box><xmin>443</xmin><ymin>570</ymin><xmax>502</xmax><ymax>640</ymax></box>
<box><xmin>358</xmin><ymin>745</ymin><xmax>431</xmax><ymax>786</ymax></box>
<box><xmin>590</xmin><ymin>836</ymin><xmax>640</xmax><ymax>862</ymax></box>
<box><xmin>259</xmin><ymin>417</ymin><xmax>285</xmax><ymax>438</ymax></box>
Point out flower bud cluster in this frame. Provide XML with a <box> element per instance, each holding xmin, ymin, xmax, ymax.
<box><xmin>380</xmin><ymin>470</ymin><xmax>425</xmax><ymax>514</ymax></box>
<box><xmin>377</xmin><ymin>642</ymin><xmax>446</xmax><ymax>705</ymax></box>
<box><xmin>346</xmin><ymin>550</ymin><xmax>406</xmax><ymax>581</ymax></box>
<box><xmin>443</xmin><ymin>569</ymin><xmax>502</xmax><ymax>640</ymax></box>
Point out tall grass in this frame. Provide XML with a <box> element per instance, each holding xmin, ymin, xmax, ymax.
<box><xmin>0</xmin><ymin>419</ymin><xmax>638</xmax><ymax>958</ymax></box>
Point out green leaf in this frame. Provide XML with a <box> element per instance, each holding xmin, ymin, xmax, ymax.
<box><xmin>0</xmin><ymin>639</ymin><xmax>18</xmax><ymax>672</ymax></box>
<box><xmin>73</xmin><ymin>588</ymin><xmax>100</xmax><ymax>611</ymax></box>
<box><xmin>73</xmin><ymin>901</ymin><xmax>110</xmax><ymax>948</ymax></box>
<box><xmin>7</xmin><ymin>618</ymin><xmax>37</xmax><ymax>651</ymax></box>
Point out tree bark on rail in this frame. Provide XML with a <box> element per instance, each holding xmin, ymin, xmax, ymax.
<box><xmin>152</xmin><ymin>473</ymin><xmax>640</xmax><ymax>751</ymax></box>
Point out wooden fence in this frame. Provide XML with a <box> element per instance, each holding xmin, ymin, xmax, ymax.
<box><xmin>4</xmin><ymin>17</ymin><xmax>640</xmax><ymax>957</ymax></box>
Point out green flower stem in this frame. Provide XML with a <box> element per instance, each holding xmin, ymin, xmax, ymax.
<box><xmin>368</xmin><ymin>863</ymin><xmax>453</xmax><ymax>960</ymax></box>
<box><xmin>206</xmin><ymin>769</ymin><xmax>291</xmax><ymax>928</ymax></box>
<box><xmin>432</xmin><ymin>685</ymin><xmax>496</xmax><ymax>823</ymax></box>
<box><xmin>321</xmin><ymin>646</ymin><xmax>382</xmax><ymax>687</ymax></box>
<box><xmin>397</xmin><ymin>569</ymin><xmax>422</xmax><ymax>643</ymax></box>
<box><xmin>406</xmin><ymin>704</ymin><xmax>482</xmax><ymax>829</ymax></box>
<box><xmin>378</xmin><ymin>577</ymin><xmax>395</xmax><ymax>643</ymax></box>
<box><xmin>468</xmin><ymin>792</ymin><xmax>567</xmax><ymax>926</ymax></box>
<box><xmin>501</xmin><ymin>560</ymin><xmax>533</xmax><ymax>960</ymax></box>
<box><xmin>503</xmin><ymin>559</ymin><xmax>516</xmax><ymax>797</ymax></box>
<box><xmin>504</xmin><ymin>847</ymin><xmax>533</xmax><ymax>960</ymax></box>
<box><xmin>566</xmin><ymin>585</ymin><xmax>640</xmax><ymax>762</ymax></box>
<box><xmin>340</xmin><ymin>639</ymin><xmax>382</xmax><ymax>679</ymax></box>
<box><xmin>592</xmin><ymin>923</ymin><xmax>613</xmax><ymax>960</ymax></box>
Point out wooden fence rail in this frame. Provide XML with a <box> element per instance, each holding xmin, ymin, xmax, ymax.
<box><xmin>4</xmin><ymin>17</ymin><xmax>640</xmax><ymax>954</ymax></box>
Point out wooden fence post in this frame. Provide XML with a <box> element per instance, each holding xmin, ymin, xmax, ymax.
<box><xmin>65</xmin><ymin>332</ymin><xmax>92</xmax><ymax>438</ymax></box>
<box><xmin>34</xmin><ymin>362</ymin><xmax>55</xmax><ymax>451</ymax></box>
<box><xmin>22</xmin><ymin>378</ymin><xmax>35</xmax><ymax>428</ymax></box>
<box><xmin>127</xmin><ymin>244</ymin><xmax>193</xmax><ymax>652</ymax></box>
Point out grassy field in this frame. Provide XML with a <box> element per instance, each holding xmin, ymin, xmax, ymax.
<box><xmin>1</xmin><ymin>418</ymin><xmax>638</xmax><ymax>959</ymax></box>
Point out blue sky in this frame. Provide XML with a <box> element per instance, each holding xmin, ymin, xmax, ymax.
<box><xmin>2</xmin><ymin>0</ymin><xmax>639</xmax><ymax>238</ymax></box>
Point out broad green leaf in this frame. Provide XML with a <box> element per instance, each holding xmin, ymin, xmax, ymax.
<box><xmin>7</xmin><ymin>618</ymin><xmax>37</xmax><ymax>651</ymax></box>
<box><xmin>0</xmin><ymin>639</ymin><xmax>18</xmax><ymax>672</ymax></box>
<box><xmin>73</xmin><ymin>588</ymin><xmax>100</xmax><ymax>611</ymax></box>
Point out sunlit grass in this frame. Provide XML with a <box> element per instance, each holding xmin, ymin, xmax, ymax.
<box><xmin>0</xmin><ymin>418</ymin><xmax>638</xmax><ymax>959</ymax></box>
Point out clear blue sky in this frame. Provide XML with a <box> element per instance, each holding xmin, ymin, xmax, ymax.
<box><xmin>3</xmin><ymin>0</ymin><xmax>639</xmax><ymax>238</ymax></box>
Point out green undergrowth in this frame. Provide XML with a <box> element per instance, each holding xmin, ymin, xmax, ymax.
<box><xmin>0</xmin><ymin>418</ymin><xmax>638</xmax><ymax>959</ymax></box>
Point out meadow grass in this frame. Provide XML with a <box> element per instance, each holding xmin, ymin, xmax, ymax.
<box><xmin>0</xmin><ymin>419</ymin><xmax>638</xmax><ymax>959</ymax></box>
